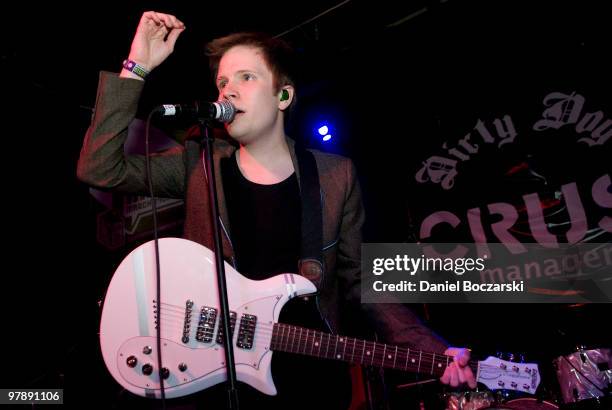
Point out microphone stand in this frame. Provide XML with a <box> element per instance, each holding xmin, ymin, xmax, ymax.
<box><xmin>199</xmin><ymin>118</ymin><xmax>240</xmax><ymax>410</ymax></box>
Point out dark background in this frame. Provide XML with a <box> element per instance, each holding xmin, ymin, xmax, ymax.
<box><xmin>2</xmin><ymin>0</ymin><xmax>610</xmax><ymax>408</ymax></box>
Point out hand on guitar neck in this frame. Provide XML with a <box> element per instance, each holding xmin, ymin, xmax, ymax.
<box><xmin>440</xmin><ymin>347</ymin><xmax>477</xmax><ymax>388</ymax></box>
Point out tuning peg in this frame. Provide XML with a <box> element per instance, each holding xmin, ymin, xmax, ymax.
<box><xmin>498</xmin><ymin>381</ymin><xmax>505</xmax><ymax>387</ymax></box>
<box><xmin>500</xmin><ymin>363</ymin><xmax>507</xmax><ymax>370</ymax></box>
<box><xmin>523</xmin><ymin>384</ymin><xmax>530</xmax><ymax>390</ymax></box>
<box><xmin>525</xmin><ymin>367</ymin><xmax>532</xmax><ymax>374</ymax></box>
<box><xmin>512</xmin><ymin>365</ymin><xmax>519</xmax><ymax>372</ymax></box>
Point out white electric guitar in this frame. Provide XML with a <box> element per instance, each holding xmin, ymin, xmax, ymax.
<box><xmin>99</xmin><ymin>238</ymin><xmax>541</xmax><ymax>399</ymax></box>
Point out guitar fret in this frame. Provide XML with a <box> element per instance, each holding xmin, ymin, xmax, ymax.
<box><xmin>341</xmin><ymin>337</ymin><xmax>347</xmax><ymax>360</ymax></box>
<box><xmin>291</xmin><ymin>326</ymin><xmax>298</xmax><ymax>353</ymax></box>
<box><xmin>309</xmin><ymin>330</ymin><xmax>314</xmax><ymax>355</ymax></box>
<box><xmin>393</xmin><ymin>346</ymin><xmax>398</xmax><ymax>369</ymax></box>
<box><xmin>351</xmin><ymin>338</ymin><xmax>357</xmax><ymax>363</ymax></box>
<box><xmin>297</xmin><ymin>328</ymin><xmax>303</xmax><ymax>354</ymax></box>
<box><xmin>309</xmin><ymin>329</ymin><xmax>315</xmax><ymax>356</ymax></box>
<box><xmin>382</xmin><ymin>344</ymin><xmax>387</xmax><ymax>368</ymax></box>
<box><xmin>309</xmin><ymin>330</ymin><xmax>314</xmax><ymax>356</ymax></box>
<box><xmin>281</xmin><ymin>325</ymin><xmax>289</xmax><ymax>351</ymax></box>
<box><xmin>431</xmin><ymin>352</ymin><xmax>436</xmax><ymax>374</ymax></box>
<box><xmin>291</xmin><ymin>326</ymin><xmax>296</xmax><ymax>353</ymax></box>
<box><xmin>417</xmin><ymin>351</ymin><xmax>422</xmax><ymax>373</ymax></box>
<box><xmin>404</xmin><ymin>348</ymin><xmax>410</xmax><ymax>371</ymax></box>
<box><xmin>304</xmin><ymin>329</ymin><xmax>308</xmax><ymax>355</ymax></box>
<box><xmin>361</xmin><ymin>340</ymin><xmax>366</xmax><ymax>364</ymax></box>
<box><xmin>371</xmin><ymin>342</ymin><xmax>376</xmax><ymax>366</ymax></box>
<box><xmin>273</xmin><ymin>324</ymin><xmax>279</xmax><ymax>350</ymax></box>
<box><xmin>319</xmin><ymin>332</ymin><xmax>323</xmax><ymax>357</ymax></box>
<box><xmin>333</xmin><ymin>335</ymin><xmax>339</xmax><ymax>359</ymax></box>
<box><xmin>280</xmin><ymin>325</ymin><xmax>286</xmax><ymax>351</ymax></box>
<box><xmin>281</xmin><ymin>325</ymin><xmax>291</xmax><ymax>351</ymax></box>
<box><xmin>325</xmin><ymin>332</ymin><xmax>331</xmax><ymax>359</ymax></box>
<box><xmin>272</xmin><ymin>324</ymin><xmax>277</xmax><ymax>350</ymax></box>
<box><xmin>297</xmin><ymin>327</ymin><xmax>301</xmax><ymax>354</ymax></box>
<box><xmin>307</xmin><ymin>330</ymin><xmax>313</xmax><ymax>355</ymax></box>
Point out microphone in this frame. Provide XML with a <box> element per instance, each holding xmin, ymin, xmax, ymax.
<box><xmin>156</xmin><ymin>100</ymin><xmax>235</xmax><ymax>123</ymax></box>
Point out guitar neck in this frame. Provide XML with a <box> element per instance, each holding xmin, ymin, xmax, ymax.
<box><xmin>270</xmin><ymin>323</ymin><xmax>477</xmax><ymax>377</ymax></box>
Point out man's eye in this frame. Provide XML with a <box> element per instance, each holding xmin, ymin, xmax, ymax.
<box><xmin>243</xmin><ymin>73</ymin><xmax>254</xmax><ymax>80</ymax></box>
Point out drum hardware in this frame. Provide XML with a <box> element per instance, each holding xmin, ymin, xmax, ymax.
<box><xmin>554</xmin><ymin>348</ymin><xmax>611</xmax><ymax>405</ymax></box>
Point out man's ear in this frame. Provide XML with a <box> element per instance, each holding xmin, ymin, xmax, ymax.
<box><xmin>278</xmin><ymin>86</ymin><xmax>295</xmax><ymax>110</ymax></box>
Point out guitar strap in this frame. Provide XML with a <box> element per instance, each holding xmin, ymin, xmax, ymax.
<box><xmin>294</xmin><ymin>143</ymin><xmax>324</xmax><ymax>289</ymax></box>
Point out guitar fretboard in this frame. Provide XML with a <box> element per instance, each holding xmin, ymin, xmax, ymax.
<box><xmin>270</xmin><ymin>323</ymin><xmax>476</xmax><ymax>376</ymax></box>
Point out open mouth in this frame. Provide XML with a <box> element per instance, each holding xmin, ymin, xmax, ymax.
<box><xmin>227</xmin><ymin>109</ymin><xmax>244</xmax><ymax>125</ymax></box>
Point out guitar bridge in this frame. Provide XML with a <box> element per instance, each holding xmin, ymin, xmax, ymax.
<box><xmin>237</xmin><ymin>314</ymin><xmax>257</xmax><ymax>350</ymax></box>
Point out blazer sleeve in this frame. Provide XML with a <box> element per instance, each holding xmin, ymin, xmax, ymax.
<box><xmin>337</xmin><ymin>158</ymin><xmax>449</xmax><ymax>354</ymax></box>
<box><xmin>77</xmin><ymin>71</ymin><xmax>186</xmax><ymax>198</ymax></box>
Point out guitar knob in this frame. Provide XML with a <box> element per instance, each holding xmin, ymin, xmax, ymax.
<box><xmin>143</xmin><ymin>346</ymin><xmax>152</xmax><ymax>355</ymax></box>
<box><xmin>126</xmin><ymin>356</ymin><xmax>138</xmax><ymax>368</ymax></box>
<box><xmin>142</xmin><ymin>364</ymin><xmax>153</xmax><ymax>376</ymax></box>
<box><xmin>178</xmin><ymin>363</ymin><xmax>188</xmax><ymax>372</ymax></box>
<box><xmin>161</xmin><ymin>367</ymin><xmax>170</xmax><ymax>379</ymax></box>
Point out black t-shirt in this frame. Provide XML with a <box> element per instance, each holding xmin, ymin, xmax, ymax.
<box><xmin>220</xmin><ymin>152</ymin><xmax>351</xmax><ymax>409</ymax></box>
<box><xmin>221</xmin><ymin>151</ymin><xmax>302</xmax><ymax>280</ymax></box>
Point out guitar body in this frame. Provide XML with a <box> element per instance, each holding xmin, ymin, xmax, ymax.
<box><xmin>99</xmin><ymin>238</ymin><xmax>317</xmax><ymax>399</ymax></box>
<box><xmin>100</xmin><ymin>238</ymin><xmax>541</xmax><ymax>401</ymax></box>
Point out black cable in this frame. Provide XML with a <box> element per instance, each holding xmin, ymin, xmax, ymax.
<box><xmin>145</xmin><ymin>109</ymin><xmax>167</xmax><ymax>410</ymax></box>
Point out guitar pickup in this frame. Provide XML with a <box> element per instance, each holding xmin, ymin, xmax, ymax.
<box><xmin>216</xmin><ymin>311</ymin><xmax>237</xmax><ymax>345</ymax></box>
<box><xmin>237</xmin><ymin>314</ymin><xmax>257</xmax><ymax>350</ymax></box>
<box><xmin>195</xmin><ymin>306</ymin><xmax>218</xmax><ymax>343</ymax></box>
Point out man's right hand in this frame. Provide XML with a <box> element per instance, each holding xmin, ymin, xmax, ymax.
<box><xmin>121</xmin><ymin>11</ymin><xmax>185</xmax><ymax>79</ymax></box>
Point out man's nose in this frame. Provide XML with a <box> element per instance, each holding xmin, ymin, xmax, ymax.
<box><xmin>221</xmin><ymin>83</ymin><xmax>238</xmax><ymax>100</ymax></box>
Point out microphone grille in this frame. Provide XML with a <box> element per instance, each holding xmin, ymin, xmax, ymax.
<box><xmin>216</xmin><ymin>100</ymin><xmax>236</xmax><ymax>123</ymax></box>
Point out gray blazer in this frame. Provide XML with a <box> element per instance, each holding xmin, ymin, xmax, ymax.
<box><xmin>77</xmin><ymin>71</ymin><xmax>448</xmax><ymax>353</ymax></box>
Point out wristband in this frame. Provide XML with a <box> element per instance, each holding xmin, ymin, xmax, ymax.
<box><xmin>122</xmin><ymin>59</ymin><xmax>150</xmax><ymax>79</ymax></box>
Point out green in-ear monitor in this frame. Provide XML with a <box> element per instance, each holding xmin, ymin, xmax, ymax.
<box><xmin>280</xmin><ymin>89</ymin><xmax>289</xmax><ymax>101</ymax></box>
